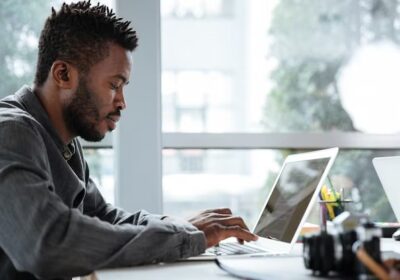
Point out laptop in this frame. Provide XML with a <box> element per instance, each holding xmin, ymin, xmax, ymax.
<box><xmin>189</xmin><ymin>147</ymin><xmax>339</xmax><ymax>260</ymax></box>
<box><xmin>372</xmin><ymin>156</ymin><xmax>400</xmax><ymax>221</ymax></box>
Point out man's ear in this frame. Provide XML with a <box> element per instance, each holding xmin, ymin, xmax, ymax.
<box><xmin>50</xmin><ymin>60</ymin><xmax>79</xmax><ymax>89</ymax></box>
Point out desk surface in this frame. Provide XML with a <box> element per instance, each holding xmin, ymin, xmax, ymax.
<box><xmin>95</xmin><ymin>239</ymin><xmax>400</xmax><ymax>280</ymax></box>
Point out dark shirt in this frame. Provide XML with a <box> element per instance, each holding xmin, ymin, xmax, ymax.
<box><xmin>0</xmin><ymin>86</ymin><xmax>206</xmax><ymax>280</ymax></box>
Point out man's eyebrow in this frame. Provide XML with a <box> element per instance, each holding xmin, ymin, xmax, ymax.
<box><xmin>111</xmin><ymin>74</ymin><xmax>129</xmax><ymax>85</ymax></box>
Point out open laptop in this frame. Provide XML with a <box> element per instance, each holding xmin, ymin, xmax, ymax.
<box><xmin>373</xmin><ymin>156</ymin><xmax>400</xmax><ymax>239</ymax></box>
<box><xmin>189</xmin><ymin>148</ymin><xmax>338</xmax><ymax>260</ymax></box>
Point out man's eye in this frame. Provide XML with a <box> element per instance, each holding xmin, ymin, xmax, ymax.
<box><xmin>110</xmin><ymin>83</ymin><xmax>120</xmax><ymax>90</ymax></box>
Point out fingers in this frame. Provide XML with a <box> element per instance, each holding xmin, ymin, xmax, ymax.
<box><xmin>203</xmin><ymin>208</ymin><xmax>232</xmax><ymax>215</ymax></box>
<box><xmin>189</xmin><ymin>208</ymin><xmax>257</xmax><ymax>247</ymax></box>
<box><xmin>216</xmin><ymin>215</ymin><xmax>250</xmax><ymax>231</ymax></box>
<box><xmin>222</xmin><ymin>225</ymin><xmax>258</xmax><ymax>242</ymax></box>
<box><xmin>188</xmin><ymin>208</ymin><xmax>233</xmax><ymax>225</ymax></box>
<box><xmin>204</xmin><ymin>213</ymin><xmax>251</xmax><ymax>231</ymax></box>
<box><xmin>204</xmin><ymin>223</ymin><xmax>258</xmax><ymax>248</ymax></box>
<box><xmin>194</xmin><ymin>213</ymin><xmax>251</xmax><ymax>231</ymax></box>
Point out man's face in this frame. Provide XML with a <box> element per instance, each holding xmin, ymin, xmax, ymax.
<box><xmin>63</xmin><ymin>43</ymin><xmax>132</xmax><ymax>141</ymax></box>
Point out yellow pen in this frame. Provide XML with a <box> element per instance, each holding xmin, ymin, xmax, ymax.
<box><xmin>321</xmin><ymin>185</ymin><xmax>336</xmax><ymax>220</ymax></box>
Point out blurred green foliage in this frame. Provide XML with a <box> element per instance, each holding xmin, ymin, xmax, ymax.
<box><xmin>0</xmin><ymin>0</ymin><xmax>55</xmax><ymax>97</ymax></box>
<box><xmin>264</xmin><ymin>0</ymin><xmax>399</xmax><ymax>222</ymax></box>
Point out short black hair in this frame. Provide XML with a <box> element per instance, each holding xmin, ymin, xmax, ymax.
<box><xmin>34</xmin><ymin>1</ymin><xmax>138</xmax><ymax>86</ymax></box>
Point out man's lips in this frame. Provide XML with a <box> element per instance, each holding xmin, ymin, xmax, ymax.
<box><xmin>106</xmin><ymin>115</ymin><xmax>120</xmax><ymax>123</ymax></box>
<box><xmin>106</xmin><ymin>112</ymin><xmax>121</xmax><ymax>123</ymax></box>
<box><xmin>105</xmin><ymin>113</ymin><xmax>121</xmax><ymax>130</ymax></box>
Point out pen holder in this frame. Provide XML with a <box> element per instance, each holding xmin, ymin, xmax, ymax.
<box><xmin>319</xmin><ymin>185</ymin><xmax>353</xmax><ymax>231</ymax></box>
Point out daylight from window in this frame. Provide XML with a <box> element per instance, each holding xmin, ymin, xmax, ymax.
<box><xmin>161</xmin><ymin>0</ymin><xmax>400</xmax><ymax>225</ymax></box>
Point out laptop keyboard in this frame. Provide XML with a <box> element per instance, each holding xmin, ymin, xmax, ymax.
<box><xmin>207</xmin><ymin>242</ymin><xmax>267</xmax><ymax>256</ymax></box>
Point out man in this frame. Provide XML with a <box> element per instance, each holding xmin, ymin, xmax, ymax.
<box><xmin>0</xmin><ymin>2</ymin><xmax>257</xmax><ymax>279</ymax></box>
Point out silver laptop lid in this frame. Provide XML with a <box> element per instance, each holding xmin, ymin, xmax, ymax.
<box><xmin>253</xmin><ymin>148</ymin><xmax>338</xmax><ymax>248</ymax></box>
<box><xmin>373</xmin><ymin>156</ymin><xmax>400</xmax><ymax>220</ymax></box>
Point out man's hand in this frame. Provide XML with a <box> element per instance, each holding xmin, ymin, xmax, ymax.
<box><xmin>188</xmin><ymin>208</ymin><xmax>258</xmax><ymax>248</ymax></box>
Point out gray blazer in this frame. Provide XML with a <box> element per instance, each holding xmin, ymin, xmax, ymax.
<box><xmin>0</xmin><ymin>86</ymin><xmax>206</xmax><ymax>280</ymax></box>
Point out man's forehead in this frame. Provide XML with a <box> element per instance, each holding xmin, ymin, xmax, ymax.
<box><xmin>89</xmin><ymin>44</ymin><xmax>132</xmax><ymax>77</ymax></box>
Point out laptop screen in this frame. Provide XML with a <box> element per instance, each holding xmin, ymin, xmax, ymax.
<box><xmin>253</xmin><ymin>157</ymin><xmax>330</xmax><ymax>243</ymax></box>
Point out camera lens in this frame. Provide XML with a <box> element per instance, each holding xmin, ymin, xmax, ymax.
<box><xmin>303</xmin><ymin>232</ymin><xmax>335</xmax><ymax>276</ymax></box>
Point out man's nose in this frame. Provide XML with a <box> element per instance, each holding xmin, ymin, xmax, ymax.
<box><xmin>115</xmin><ymin>90</ymin><xmax>126</xmax><ymax>110</ymax></box>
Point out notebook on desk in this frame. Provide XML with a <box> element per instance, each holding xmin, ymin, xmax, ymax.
<box><xmin>188</xmin><ymin>148</ymin><xmax>338</xmax><ymax>260</ymax></box>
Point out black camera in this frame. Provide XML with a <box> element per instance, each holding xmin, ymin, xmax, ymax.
<box><xmin>303</xmin><ymin>212</ymin><xmax>382</xmax><ymax>278</ymax></box>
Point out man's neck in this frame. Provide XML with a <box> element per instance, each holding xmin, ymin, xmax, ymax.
<box><xmin>33</xmin><ymin>84</ymin><xmax>74</xmax><ymax>145</ymax></box>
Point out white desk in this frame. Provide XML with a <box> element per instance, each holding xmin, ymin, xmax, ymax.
<box><xmin>96</xmin><ymin>261</ymin><xmax>229</xmax><ymax>280</ymax></box>
<box><xmin>95</xmin><ymin>239</ymin><xmax>400</xmax><ymax>280</ymax></box>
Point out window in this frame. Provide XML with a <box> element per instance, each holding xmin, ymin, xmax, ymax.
<box><xmin>163</xmin><ymin>149</ymin><xmax>277</xmax><ymax>228</ymax></box>
<box><xmin>5</xmin><ymin>0</ymin><xmax>400</xmax><ymax>223</ymax></box>
<box><xmin>0</xmin><ymin>1</ymin><xmax>51</xmax><ymax>99</ymax></box>
<box><xmin>162</xmin><ymin>71</ymin><xmax>233</xmax><ymax>132</ymax></box>
<box><xmin>161</xmin><ymin>0</ymin><xmax>234</xmax><ymax>19</ymax></box>
<box><xmin>83</xmin><ymin>149</ymin><xmax>115</xmax><ymax>204</ymax></box>
<box><xmin>161</xmin><ymin>0</ymin><xmax>400</xmax><ymax>223</ymax></box>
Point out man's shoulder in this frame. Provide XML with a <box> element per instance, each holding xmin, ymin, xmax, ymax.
<box><xmin>0</xmin><ymin>105</ymin><xmax>37</xmax><ymax>131</ymax></box>
<box><xmin>0</xmin><ymin>103</ymin><xmax>46</xmax><ymax>155</ymax></box>
<box><xmin>0</xmin><ymin>93</ymin><xmax>39</xmax><ymax>131</ymax></box>
<box><xmin>0</xmin><ymin>105</ymin><xmax>44</xmax><ymax>152</ymax></box>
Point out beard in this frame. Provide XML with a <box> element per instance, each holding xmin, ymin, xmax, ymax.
<box><xmin>63</xmin><ymin>78</ymin><xmax>105</xmax><ymax>142</ymax></box>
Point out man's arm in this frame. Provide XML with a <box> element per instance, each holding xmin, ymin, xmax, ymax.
<box><xmin>82</xmin><ymin>169</ymin><xmax>167</xmax><ymax>226</ymax></box>
<box><xmin>81</xmin><ymin>144</ymin><xmax>258</xmax><ymax>248</ymax></box>
<box><xmin>0</xmin><ymin>121</ymin><xmax>206</xmax><ymax>278</ymax></box>
<box><xmin>83</xmin><ymin>177</ymin><xmax>258</xmax><ymax>246</ymax></box>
